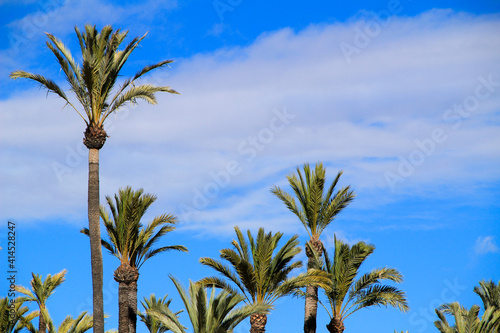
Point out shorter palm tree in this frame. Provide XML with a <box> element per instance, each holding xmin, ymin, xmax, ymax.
<box><xmin>434</xmin><ymin>302</ymin><xmax>500</xmax><ymax>333</ymax></box>
<box><xmin>22</xmin><ymin>307</ymin><xmax>94</xmax><ymax>333</ymax></box>
<box><xmin>15</xmin><ymin>270</ymin><xmax>67</xmax><ymax>333</ymax></box>
<box><xmin>199</xmin><ymin>226</ymin><xmax>328</xmax><ymax>333</ymax></box>
<box><xmin>434</xmin><ymin>280</ymin><xmax>500</xmax><ymax>333</ymax></box>
<box><xmin>317</xmin><ymin>236</ymin><xmax>408</xmax><ymax>333</ymax></box>
<box><xmin>1</xmin><ymin>297</ymin><xmax>38</xmax><ymax>333</ymax></box>
<box><xmin>82</xmin><ymin>186</ymin><xmax>188</xmax><ymax>333</ymax></box>
<box><xmin>149</xmin><ymin>276</ymin><xmax>269</xmax><ymax>333</ymax></box>
<box><xmin>138</xmin><ymin>294</ymin><xmax>182</xmax><ymax>333</ymax></box>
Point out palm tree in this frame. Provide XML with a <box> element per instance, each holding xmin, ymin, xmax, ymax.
<box><xmin>434</xmin><ymin>302</ymin><xmax>500</xmax><ymax>333</ymax></box>
<box><xmin>15</xmin><ymin>270</ymin><xmax>67</xmax><ymax>333</ymax></box>
<box><xmin>271</xmin><ymin>162</ymin><xmax>355</xmax><ymax>333</ymax></box>
<box><xmin>434</xmin><ymin>280</ymin><xmax>500</xmax><ymax>333</ymax></box>
<box><xmin>10</xmin><ymin>25</ymin><xmax>178</xmax><ymax>333</ymax></box>
<box><xmin>319</xmin><ymin>236</ymin><xmax>409</xmax><ymax>333</ymax></box>
<box><xmin>473</xmin><ymin>280</ymin><xmax>500</xmax><ymax>310</ymax></box>
<box><xmin>138</xmin><ymin>294</ymin><xmax>182</xmax><ymax>333</ymax></box>
<box><xmin>81</xmin><ymin>186</ymin><xmax>188</xmax><ymax>333</ymax></box>
<box><xmin>149</xmin><ymin>276</ymin><xmax>269</xmax><ymax>333</ymax></box>
<box><xmin>199</xmin><ymin>226</ymin><xmax>328</xmax><ymax>333</ymax></box>
<box><xmin>22</xmin><ymin>307</ymin><xmax>94</xmax><ymax>333</ymax></box>
<box><xmin>0</xmin><ymin>297</ymin><xmax>38</xmax><ymax>333</ymax></box>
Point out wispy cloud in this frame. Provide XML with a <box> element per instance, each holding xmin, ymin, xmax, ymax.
<box><xmin>1</xmin><ymin>10</ymin><xmax>499</xmax><ymax>236</ymax></box>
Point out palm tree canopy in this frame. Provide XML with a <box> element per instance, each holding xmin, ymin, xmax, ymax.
<box><xmin>81</xmin><ymin>186</ymin><xmax>187</xmax><ymax>268</ymax></box>
<box><xmin>271</xmin><ymin>163</ymin><xmax>355</xmax><ymax>240</ymax></box>
<box><xmin>15</xmin><ymin>270</ymin><xmax>67</xmax><ymax>308</ymax></box>
<box><xmin>138</xmin><ymin>294</ymin><xmax>183</xmax><ymax>333</ymax></box>
<box><xmin>320</xmin><ymin>236</ymin><xmax>409</xmax><ymax>321</ymax></box>
<box><xmin>434</xmin><ymin>301</ymin><xmax>500</xmax><ymax>333</ymax></box>
<box><xmin>0</xmin><ymin>297</ymin><xmax>38</xmax><ymax>333</ymax></box>
<box><xmin>199</xmin><ymin>226</ymin><xmax>329</xmax><ymax>306</ymax></box>
<box><xmin>152</xmin><ymin>276</ymin><xmax>270</xmax><ymax>333</ymax></box>
<box><xmin>10</xmin><ymin>24</ymin><xmax>178</xmax><ymax>129</ymax></box>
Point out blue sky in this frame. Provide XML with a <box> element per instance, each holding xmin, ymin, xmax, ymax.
<box><xmin>1</xmin><ymin>0</ymin><xmax>499</xmax><ymax>332</ymax></box>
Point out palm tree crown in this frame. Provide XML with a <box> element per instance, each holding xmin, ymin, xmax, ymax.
<box><xmin>150</xmin><ymin>276</ymin><xmax>269</xmax><ymax>333</ymax></box>
<box><xmin>199</xmin><ymin>226</ymin><xmax>327</xmax><ymax>333</ymax></box>
<box><xmin>138</xmin><ymin>294</ymin><xmax>183</xmax><ymax>333</ymax></box>
<box><xmin>1</xmin><ymin>297</ymin><xmax>38</xmax><ymax>333</ymax></box>
<box><xmin>15</xmin><ymin>270</ymin><xmax>67</xmax><ymax>333</ymax></box>
<box><xmin>320</xmin><ymin>236</ymin><xmax>409</xmax><ymax>333</ymax></box>
<box><xmin>82</xmin><ymin>186</ymin><xmax>188</xmax><ymax>269</ymax></box>
<box><xmin>10</xmin><ymin>24</ymin><xmax>178</xmax><ymax>149</ymax></box>
<box><xmin>271</xmin><ymin>163</ymin><xmax>355</xmax><ymax>244</ymax></box>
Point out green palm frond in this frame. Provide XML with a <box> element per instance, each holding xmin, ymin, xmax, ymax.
<box><xmin>271</xmin><ymin>163</ymin><xmax>355</xmax><ymax>239</ymax></box>
<box><xmin>139</xmin><ymin>294</ymin><xmax>183</xmax><ymax>333</ymax></box>
<box><xmin>0</xmin><ymin>297</ymin><xmax>38</xmax><ymax>333</ymax></box>
<box><xmin>434</xmin><ymin>300</ymin><xmax>500</xmax><ymax>333</ymax></box>
<box><xmin>199</xmin><ymin>226</ymin><xmax>325</xmax><ymax>310</ymax></box>
<box><xmin>474</xmin><ymin>280</ymin><xmax>500</xmax><ymax>310</ymax></box>
<box><xmin>11</xmin><ymin>24</ymin><xmax>178</xmax><ymax>131</ymax></box>
<box><xmin>319</xmin><ymin>236</ymin><xmax>408</xmax><ymax>325</ymax></box>
<box><xmin>81</xmin><ymin>186</ymin><xmax>187</xmax><ymax>268</ymax></box>
<box><xmin>168</xmin><ymin>276</ymin><xmax>270</xmax><ymax>333</ymax></box>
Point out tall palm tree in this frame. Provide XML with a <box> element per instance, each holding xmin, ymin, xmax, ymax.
<box><xmin>149</xmin><ymin>276</ymin><xmax>270</xmax><ymax>333</ymax></box>
<box><xmin>473</xmin><ymin>280</ymin><xmax>500</xmax><ymax>310</ymax></box>
<box><xmin>319</xmin><ymin>236</ymin><xmax>409</xmax><ymax>333</ymax></box>
<box><xmin>434</xmin><ymin>302</ymin><xmax>500</xmax><ymax>333</ymax></box>
<box><xmin>138</xmin><ymin>294</ymin><xmax>182</xmax><ymax>333</ymax></box>
<box><xmin>15</xmin><ymin>270</ymin><xmax>67</xmax><ymax>333</ymax></box>
<box><xmin>82</xmin><ymin>186</ymin><xmax>187</xmax><ymax>333</ymax></box>
<box><xmin>271</xmin><ymin>162</ymin><xmax>355</xmax><ymax>333</ymax></box>
<box><xmin>10</xmin><ymin>25</ymin><xmax>178</xmax><ymax>333</ymax></box>
<box><xmin>0</xmin><ymin>297</ymin><xmax>38</xmax><ymax>333</ymax></box>
<box><xmin>199</xmin><ymin>226</ymin><xmax>328</xmax><ymax>333</ymax></box>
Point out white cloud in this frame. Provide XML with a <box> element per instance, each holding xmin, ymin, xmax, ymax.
<box><xmin>474</xmin><ymin>236</ymin><xmax>499</xmax><ymax>255</ymax></box>
<box><xmin>1</xmin><ymin>10</ymin><xmax>499</xmax><ymax>235</ymax></box>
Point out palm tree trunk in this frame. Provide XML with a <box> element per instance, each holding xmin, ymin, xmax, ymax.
<box><xmin>128</xmin><ymin>279</ymin><xmax>138</xmax><ymax>333</ymax></box>
<box><xmin>304</xmin><ymin>284</ymin><xmax>318</xmax><ymax>333</ymax></box>
<box><xmin>38</xmin><ymin>304</ymin><xmax>46</xmax><ymax>333</ymax></box>
<box><xmin>250</xmin><ymin>313</ymin><xmax>267</xmax><ymax>333</ymax></box>
<box><xmin>114</xmin><ymin>264</ymin><xmax>139</xmax><ymax>333</ymax></box>
<box><xmin>88</xmin><ymin>148</ymin><xmax>104</xmax><ymax>333</ymax></box>
<box><xmin>326</xmin><ymin>316</ymin><xmax>345</xmax><ymax>333</ymax></box>
<box><xmin>304</xmin><ymin>238</ymin><xmax>323</xmax><ymax>333</ymax></box>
